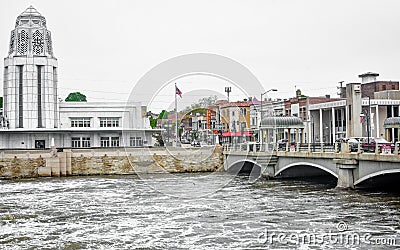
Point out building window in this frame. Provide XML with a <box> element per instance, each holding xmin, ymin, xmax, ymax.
<box><xmin>100</xmin><ymin>136</ymin><xmax>120</xmax><ymax>147</ymax></box>
<box><xmin>349</xmin><ymin>105</ymin><xmax>352</xmax><ymax>120</ymax></box>
<box><xmin>382</xmin><ymin>85</ymin><xmax>386</xmax><ymax>91</ymax></box>
<box><xmin>387</xmin><ymin>106</ymin><xmax>391</xmax><ymax>118</ymax></box>
<box><xmin>130</xmin><ymin>137</ymin><xmax>143</xmax><ymax>147</ymax></box>
<box><xmin>211</xmin><ymin>121</ymin><xmax>216</xmax><ymax>129</ymax></box>
<box><xmin>71</xmin><ymin>138</ymin><xmax>80</xmax><ymax>148</ymax></box>
<box><xmin>82</xmin><ymin>137</ymin><xmax>91</xmax><ymax>147</ymax></box>
<box><xmin>394</xmin><ymin>106</ymin><xmax>399</xmax><ymax>117</ymax></box>
<box><xmin>46</xmin><ymin>31</ymin><xmax>53</xmax><ymax>55</ymax></box>
<box><xmin>17</xmin><ymin>30</ymin><xmax>28</xmax><ymax>55</ymax></box>
<box><xmin>100</xmin><ymin>117</ymin><xmax>120</xmax><ymax>127</ymax></box>
<box><xmin>71</xmin><ymin>118</ymin><xmax>91</xmax><ymax>127</ymax></box>
<box><xmin>111</xmin><ymin>137</ymin><xmax>120</xmax><ymax>147</ymax></box>
<box><xmin>240</xmin><ymin>108</ymin><xmax>247</xmax><ymax>116</ymax></box>
<box><xmin>100</xmin><ymin>137</ymin><xmax>110</xmax><ymax>147</ymax></box>
<box><xmin>9</xmin><ymin>30</ymin><xmax>14</xmax><ymax>54</ymax></box>
<box><xmin>301</xmin><ymin>108</ymin><xmax>307</xmax><ymax>121</ymax></box>
<box><xmin>32</xmin><ymin>30</ymin><xmax>44</xmax><ymax>55</ymax></box>
<box><xmin>71</xmin><ymin>137</ymin><xmax>91</xmax><ymax>148</ymax></box>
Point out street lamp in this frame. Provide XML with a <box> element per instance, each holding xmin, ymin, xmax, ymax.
<box><xmin>260</xmin><ymin>89</ymin><xmax>278</xmax><ymax>147</ymax></box>
<box><xmin>260</xmin><ymin>89</ymin><xmax>278</xmax><ymax>120</ymax></box>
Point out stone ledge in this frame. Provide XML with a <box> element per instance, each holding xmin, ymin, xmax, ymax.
<box><xmin>333</xmin><ymin>158</ymin><xmax>358</xmax><ymax>165</ymax></box>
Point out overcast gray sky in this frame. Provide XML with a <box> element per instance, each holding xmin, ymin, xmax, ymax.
<box><xmin>1</xmin><ymin>0</ymin><xmax>400</xmax><ymax>111</ymax></box>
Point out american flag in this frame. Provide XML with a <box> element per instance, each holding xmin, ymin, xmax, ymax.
<box><xmin>175</xmin><ymin>85</ymin><xmax>182</xmax><ymax>98</ymax></box>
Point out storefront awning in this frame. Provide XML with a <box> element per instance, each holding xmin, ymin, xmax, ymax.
<box><xmin>222</xmin><ymin>132</ymin><xmax>253</xmax><ymax>137</ymax></box>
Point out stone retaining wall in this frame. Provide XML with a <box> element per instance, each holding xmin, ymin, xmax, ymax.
<box><xmin>0</xmin><ymin>146</ymin><xmax>224</xmax><ymax>179</ymax></box>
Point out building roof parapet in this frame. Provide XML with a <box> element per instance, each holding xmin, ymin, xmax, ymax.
<box><xmin>309</xmin><ymin>100</ymin><xmax>347</xmax><ymax>110</ymax></box>
<box><xmin>60</xmin><ymin>101</ymin><xmax>142</xmax><ymax>108</ymax></box>
<box><xmin>358</xmin><ymin>72</ymin><xmax>379</xmax><ymax>78</ymax></box>
<box><xmin>220</xmin><ymin>101</ymin><xmax>252</xmax><ymax>108</ymax></box>
<box><xmin>364</xmin><ymin>99</ymin><xmax>400</xmax><ymax>106</ymax></box>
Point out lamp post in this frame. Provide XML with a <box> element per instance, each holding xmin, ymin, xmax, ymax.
<box><xmin>360</xmin><ymin>96</ymin><xmax>371</xmax><ymax>147</ymax></box>
<box><xmin>359</xmin><ymin>96</ymin><xmax>371</xmax><ymax>148</ymax></box>
<box><xmin>260</xmin><ymin>89</ymin><xmax>278</xmax><ymax>147</ymax></box>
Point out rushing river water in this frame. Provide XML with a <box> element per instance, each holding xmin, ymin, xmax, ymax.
<box><xmin>0</xmin><ymin>173</ymin><xmax>399</xmax><ymax>249</ymax></box>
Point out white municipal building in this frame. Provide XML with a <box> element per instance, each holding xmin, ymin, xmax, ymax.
<box><xmin>1</xmin><ymin>6</ymin><xmax>155</xmax><ymax>149</ymax></box>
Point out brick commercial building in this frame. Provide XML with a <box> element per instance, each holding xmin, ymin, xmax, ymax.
<box><xmin>339</xmin><ymin>72</ymin><xmax>399</xmax><ymax>99</ymax></box>
<box><xmin>310</xmin><ymin>72</ymin><xmax>400</xmax><ymax>144</ymax></box>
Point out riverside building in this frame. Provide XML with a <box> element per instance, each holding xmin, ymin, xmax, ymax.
<box><xmin>0</xmin><ymin>6</ymin><xmax>155</xmax><ymax>149</ymax></box>
<box><xmin>309</xmin><ymin>72</ymin><xmax>400</xmax><ymax>143</ymax></box>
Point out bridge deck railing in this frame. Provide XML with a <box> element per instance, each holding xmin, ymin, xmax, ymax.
<box><xmin>222</xmin><ymin>141</ymin><xmax>400</xmax><ymax>156</ymax></box>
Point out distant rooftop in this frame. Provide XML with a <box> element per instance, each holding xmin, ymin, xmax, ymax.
<box><xmin>358</xmin><ymin>72</ymin><xmax>379</xmax><ymax>78</ymax></box>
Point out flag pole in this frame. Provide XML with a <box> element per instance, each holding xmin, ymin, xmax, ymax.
<box><xmin>175</xmin><ymin>83</ymin><xmax>178</xmax><ymax>146</ymax></box>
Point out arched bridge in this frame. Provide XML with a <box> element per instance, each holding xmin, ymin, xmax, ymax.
<box><xmin>224</xmin><ymin>150</ymin><xmax>400</xmax><ymax>189</ymax></box>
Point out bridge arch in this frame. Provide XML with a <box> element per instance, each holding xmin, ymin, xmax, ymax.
<box><xmin>354</xmin><ymin>169</ymin><xmax>400</xmax><ymax>186</ymax></box>
<box><xmin>227</xmin><ymin>159</ymin><xmax>262</xmax><ymax>177</ymax></box>
<box><xmin>275</xmin><ymin>162</ymin><xmax>338</xmax><ymax>178</ymax></box>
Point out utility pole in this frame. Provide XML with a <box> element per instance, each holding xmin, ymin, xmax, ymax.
<box><xmin>225</xmin><ymin>87</ymin><xmax>231</xmax><ymax>102</ymax></box>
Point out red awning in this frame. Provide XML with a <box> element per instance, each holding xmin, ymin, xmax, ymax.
<box><xmin>222</xmin><ymin>132</ymin><xmax>253</xmax><ymax>137</ymax></box>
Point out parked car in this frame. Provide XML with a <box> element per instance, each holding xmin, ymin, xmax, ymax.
<box><xmin>361</xmin><ymin>137</ymin><xmax>394</xmax><ymax>153</ymax></box>
<box><xmin>347</xmin><ymin>137</ymin><xmax>366</xmax><ymax>152</ymax></box>
<box><xmin>335</xmin><ymin>137</ymin><xmax>365</xmax><ymax>152</ymax></box>
<box><xmin>181</xmin><ymin>138</ymin><xmax>190</xmax><ymax>144</ymax></box>
<box><xmin>347</xmin><ymin>138</ymin><xmax>360</xmax><ymax>152</ymax></box>
<box><xmin>277</xmin><ymin>139</ymin><xmax>288</xmax><ymax>149</ymax></box>
<box><xmin>191</xmin><ymin>140</ymin><xmax>201</xmax><ymax>147</ymax></box>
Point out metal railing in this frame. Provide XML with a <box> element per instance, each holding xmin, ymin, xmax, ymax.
<box><xmin>222</xmin><ymin>141</ymin><xmax>400</xmax><ymax>155</ymax></box>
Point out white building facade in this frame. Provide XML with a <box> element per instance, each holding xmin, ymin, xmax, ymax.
<box><xmin>0</xmin><ymin>6</ymin><xmax>155</xmax><ymax>149</ymax></box>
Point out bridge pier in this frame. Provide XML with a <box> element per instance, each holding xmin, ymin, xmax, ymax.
<box><xmin>334</xmin><ymin>159</ymin><xmax>358</xmax><ymax>189</ymax></box>
<box><xmin>264</xmin><ymin>165</ymin><xmax>275</xmax><ymax>178</ymax></box>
